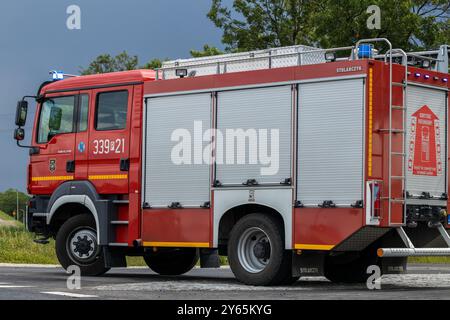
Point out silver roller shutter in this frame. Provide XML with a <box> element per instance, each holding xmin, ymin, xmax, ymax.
<box><xmin>406</xmin><ymin>85</ymin><xmax>447</xmax><ymax>198</ymax></box>
<box><xmin>144</xmin><ymin>93</ymin><xmax>211</xmax><ymax>207</ymax></box>
<box><xmin>297</xmin><ymin>78</ymin><xmax>365</xmax><ymax>206</ymax></box>
<box><xmin>216</xmin><ymin>86</ymin><xmax>292</xmax><ymax>185</ymax></box>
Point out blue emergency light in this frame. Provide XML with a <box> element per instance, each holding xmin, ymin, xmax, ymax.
<box><xmin>358</xmin><ymin>44</ymin><xmax>374</xmax><ymax>59</ymax></box>
<box><xmin>50</xmin><ymin>70</ymin><xmax>64</xmax><ymax>81</ymax></box>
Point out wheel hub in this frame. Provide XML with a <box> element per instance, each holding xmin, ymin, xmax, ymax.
<box><xmin>68</xmin><ymin>229</ymin><xmax>98</xmax><ymax>262</ymax></box>
<box><xmin>237</xmin><ymin>227</ymin><xmax>271</xmax><ymax>273</ymax></box>
<box><xmin>253</xmin><ymin>240</ymin><xmax>270</xmax><ymax>259</ymax></box>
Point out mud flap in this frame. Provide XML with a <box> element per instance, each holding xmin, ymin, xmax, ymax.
<box><xmin>200</xmin><ymin>249</ymin><xmax>221</xmax><ymax>268</ymax></box>
<box><xmin>292</xmin><ymin>251</ymin><xmax>326</xmax><ymax>277</ymax></box>
<box><xmin>103</xmin><ymin>247</ymin><xmax>127</xmax><ymax>268</ymax></box>
<box><xmin>380</xmin><ymin>257</ymin><xmax>407</xmax><ymax>274</ymax></box>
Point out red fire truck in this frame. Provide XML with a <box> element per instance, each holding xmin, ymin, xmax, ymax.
<box><xmin>14</xmin><ymin>38</ymin><xmax>450</xmax><ymax>285</ymax></box>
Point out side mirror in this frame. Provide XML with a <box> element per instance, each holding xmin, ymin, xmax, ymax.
<box><xmin>49</xmin><ymin>106</ymin><xmax>62</xmax><ymax>131</ymax></box>
<box><xmin>15</xmin><ymin>100</ymin><xmax>28</xmax><ymax>127</ymax></box>
<box><xmin>14</xmin><ymin>128</ymin><xmax>25</xmax><ymax>141</ymax></box>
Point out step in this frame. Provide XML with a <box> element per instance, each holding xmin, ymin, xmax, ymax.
<box><xmin>110</xmin><ymin>220</ymin><xmax>129</xmax><ymax>225</ymax></box>
<box><xmin>108</xmin><ymin>243</ymin><xmax>129</xmax><ymax>247</ymax></box>
<box><xmin>392</xmin><ymin>105</ymin><xmax>406</xmax><ymax>111</ymax></box>
<box><xmin>392</xmin><ymin>82</ymin><xmax>406</xmax><ymax>87</ymax></box>
<box><xmin>113</xmin><ymin>200</ymin><xmax>129</xmax><ymax>205</ymax></box>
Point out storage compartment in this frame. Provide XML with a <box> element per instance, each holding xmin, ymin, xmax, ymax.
<box><xmin>215</xmin><ymin>86</ymin><xmax>292</xmax><ymax>186</ymax></box>
<box><xmin>143</xmin><ymin>93</ymin><xmax>211</xmax><ymax>207</ymax></box>
<box><xmin>297</xmin><ymin>78</ymin><xmax>365</xmax><ymax>206</ymax></box>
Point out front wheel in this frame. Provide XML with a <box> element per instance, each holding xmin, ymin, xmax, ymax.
<box><xmin>56</xmin><ymin>214</ymin><xmax>110</xmax><ymax>276</ymax></box>
<box><xmin>143</xmin><ymin>248</ymin><xmax>199</xmax><ymax>275</ymax></box>
<box><xmin>228</xmin><ymin>213</ymin><xmax>293</xmax><ymax>286</ymax></box>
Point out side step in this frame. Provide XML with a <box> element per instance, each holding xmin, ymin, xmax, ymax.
<box><xmin>378</xmin><ymin>224</ymin><xmax>450</xmax><ymax>258</ymax></box>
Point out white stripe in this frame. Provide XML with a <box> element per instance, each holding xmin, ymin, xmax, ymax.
<box><xmin>0</xmin><ymin>263</ymin><xmax>60</xmax><ymax>268</ymax></box>
<box><xmin>0</xmin><ymin>285</ymin><xmax>34</xmax><ymax>288</ymax></box>
<box><xmin>41</xmin><ymin>291</ymin><xmax>98</xmax><ymax>298</ymax></box>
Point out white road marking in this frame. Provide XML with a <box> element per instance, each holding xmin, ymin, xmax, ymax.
<box><xmin>41</xmin><ymin>291</ymin><xmax>98</xmax><ymax>298</ymax></box>
<box><xmin>0</xmin><ymin>263</ymin><xmax>60</xmax><ymax>268</ymax></box>
<box><xmin>0</xmin><ymin>285</ymin><xmax>34</xmax><ymax>288</ymax></box>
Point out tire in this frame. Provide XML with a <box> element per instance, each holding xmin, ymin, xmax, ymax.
<box><xmin>143</xmin><ymin>248</ymin><xmax>199</xmax><ymax>275</ymax></box>
<box><xmin>324</xmin><ymin>244</ymin><xmax>380</xmax><ymax>284</ymax></box>
<box><xmin>228</xmin><ymin>213</ymin><xmax>293</xmax><ymax>286</ymax></box>
<box><xmin>56</xmin><ymin>214</ymin><xmax>110</xmax><ymax>277</ymax></box>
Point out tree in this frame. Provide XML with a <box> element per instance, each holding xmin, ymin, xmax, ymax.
<box><xmin>0</xmin><ymin>189</ymin><xmax>29</xmax><ymax>218</ymax></box>
<box><xmin>81</xmin><ymin>52</ymin><xmax>164</xmax><ymax>75</ymax></box>
<box><xmin>142</xmin><ymin>58</ymin><xmax>164</xmax><ymax>70</ymax></box>
<box><xmin>80</xmin><ymin>51</ymin><xmax>139</xmax><ymax>75</ymax></box>
<box><xmin>190</xmin><ymin>44</ymin><xmax>224</xmax><ymax>57</ymax></box>
<box><xmin>208</xmin><ymin>0</ymin><xmax>450</xmax><ymax>51</ymax></box>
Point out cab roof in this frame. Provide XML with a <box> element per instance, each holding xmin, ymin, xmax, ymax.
<box><xmin>41</xmin><ymin>69</ymin><xmax>156</xmax><ymax>94</ymax></box>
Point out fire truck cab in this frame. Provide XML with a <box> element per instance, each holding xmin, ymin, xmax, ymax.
<box><xmin>14</xmin><ymin>39</ymin><xmax>450</xmax><ymax>286</ymax></box>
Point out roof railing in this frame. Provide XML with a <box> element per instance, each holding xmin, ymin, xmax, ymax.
<box><xmin>154</xmin><ymin>41</ymin><xmax>449</xmax><ymax>80</ymax></box>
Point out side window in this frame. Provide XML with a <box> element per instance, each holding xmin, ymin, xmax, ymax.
<box><xmin>78</xmin><ymin>94</ymin><xmax>89</xmax><ymax>132</ymax></box>
<box><xmin>37</xmin><ymin>96</ymin><xmax>75</xmax><ymax>144</ymax></box>
<box><xmin>95</xmin><ymin>91</ymin><xmax>129</xmax><ymax>131</ymax></box>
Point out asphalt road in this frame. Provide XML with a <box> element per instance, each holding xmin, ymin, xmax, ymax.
<box><xmin>0</xmin><ymin>264</ymin><xmax>449</xmax><ymax>300</ymax></box>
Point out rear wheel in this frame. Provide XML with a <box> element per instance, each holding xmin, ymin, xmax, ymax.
<box><xmin>228</xmin><ymin>213</ymin><xmax>293</xmax><ymax>286</ymax></box>
<box><xmin>143</xmin><ymin>248</ymin><xmax>199</xmax><ymax>275</ymax></box>
<box><xmin>56</xmin><ymin>214</ymin><xmax>110</xmax><ymax>276</ymax></box>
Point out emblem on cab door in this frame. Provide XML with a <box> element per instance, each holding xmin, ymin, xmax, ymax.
<box><xmin>49</xmin><ymin>159</ymin><xmax>56</xmax><ymax>173</ymax></box>
<box><xmin>78</xmin><ymin>141</ymin><xmax>86</xmax><ymax>153</ymax></box>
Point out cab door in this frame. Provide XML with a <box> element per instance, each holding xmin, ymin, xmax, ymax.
<box><xmin>74</xmin><ymin>91</ymin><xmax>91</xmax><ymax>180</ymax></box>
<box><xmin>30</xmin><ymin>92</ymin><xmax>78</xmax><ymax>195</ymax></box>
<box><xmin>87</xmin><ymin>86</ymin><xmax>133</xmax><ymax>194</ymax></box>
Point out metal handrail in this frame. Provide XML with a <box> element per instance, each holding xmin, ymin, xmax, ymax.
<box><xmin>155</xmin><ymin>46</ymin><xmax>355</xmax><ymax>80</ymax></box>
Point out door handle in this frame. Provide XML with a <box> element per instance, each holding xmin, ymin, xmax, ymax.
<box><xmin>66</xmin><ymin>160</ymin><xmax>75</xmax><ymax>173</ymax></box>
<box><xmin>120</xmin><ymin>158</ymin><xmax>130</xmax><ymax>172</ymax></box>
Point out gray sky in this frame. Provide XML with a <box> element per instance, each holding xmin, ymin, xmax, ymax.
<box><xmin>0</xmin><ymin>0</ymin><xmax>229</xmax><ymax>192</ymax></box>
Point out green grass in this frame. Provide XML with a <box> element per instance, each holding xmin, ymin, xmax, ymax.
<box><xmin>0</xmin><ymin>225</ymin><xmax>60</xmax><ymax>264</ymax></box>
<box><xmin>0</xmin><ymin>211</ymin><xmax>15</xmax><ymax>221</ymax></box>
<box><xmin>0</xmin><ymin>221</ymin><xmax>148</xmax><ymax>266</ymax></box>
<box><xmin>409</xmin><ymin>257</ymin><xmax>450</xmax><ymax>264</ymax></box>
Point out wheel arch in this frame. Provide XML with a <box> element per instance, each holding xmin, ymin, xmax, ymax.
<box><xmin>213</xmin><ymin>189</ymin><xmax>293</xmax><ymax>250</ymax></box>
<box><xmin>48</xmin><ymin>195</ymin><xmax>101</xmax><ymax>244</ymax></box>
<box><xmin>46</xmin><ymin>181</ymin><xmax>110</xmax><ymax>245</ymax></box>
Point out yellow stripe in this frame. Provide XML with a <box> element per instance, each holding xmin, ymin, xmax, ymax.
<box><xmin>295</xmin><ymin>244</ymin><xmax>335</xmax><ymax>251</ymax></box>
<box><xmin>88</xmin><ymin>174</ymin><xmax>128</xmax><ymax>180</ymax></box>
<box><xmin>143</xmin><ymin>241</ymin><xmax>210</xmax><ymax>248</ymax></box>
<box><xmin>368</xmin><ymin>68</ymin><xmax>374</xmax><ymax>177</ymax></box>
<box><xmin>32</xmin><ymin>176</ymin><xmax>74</xmax><ymax>182</ymax></box>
